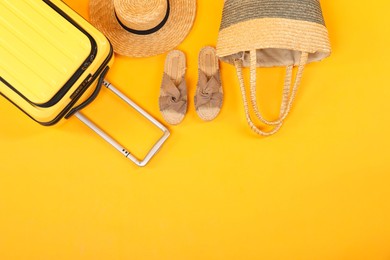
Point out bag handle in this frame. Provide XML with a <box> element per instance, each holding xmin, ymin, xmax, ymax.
<box><xmin>234</xmin><ymin>50</ymin><xmax>308</xmax><ymax>136</ymax></box>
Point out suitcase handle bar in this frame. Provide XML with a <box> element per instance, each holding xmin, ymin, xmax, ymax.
<box><xmin>75</xmin><ymin>80</ymin><xmax>170</xmax><ymax>167</ymax></box>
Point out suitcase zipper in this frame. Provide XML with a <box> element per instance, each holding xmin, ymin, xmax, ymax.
<box><xmin>0</xmin><ymin>44</ymin><xmax>114</xmax><ymax>126</ymax></box>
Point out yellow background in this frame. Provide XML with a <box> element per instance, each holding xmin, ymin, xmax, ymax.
<box><xmin>1</xmin><ymin>0</ymin><xmax>390</xmax><ymax>259</ymax></box>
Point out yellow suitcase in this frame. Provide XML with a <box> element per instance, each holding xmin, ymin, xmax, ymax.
<box><xmin>0</xmin><ymin>0</ymin><xmax>169</xmax><ymax>166</ymax></box>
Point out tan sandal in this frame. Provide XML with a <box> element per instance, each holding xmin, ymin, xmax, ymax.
<box><xmin>159</xmin><ymin>50</ymin><xmax>187</xmax><ymax>125</ymax></box>
<box><xmin>194</xmin><ymin>46</ymin><xmax>223</xmax><ymax>121</ymax></box>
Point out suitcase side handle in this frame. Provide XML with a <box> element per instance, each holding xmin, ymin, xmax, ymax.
<box><xmin>75</xmin><ymin>80</ymin><xmax>170</xmax><ymax>167</ymax></box>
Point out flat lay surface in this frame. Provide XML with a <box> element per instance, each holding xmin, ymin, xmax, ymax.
<box><xmin>1</xmin><ymin>0</ymin><xmax>390</xmax><ymax>259</ymax></box>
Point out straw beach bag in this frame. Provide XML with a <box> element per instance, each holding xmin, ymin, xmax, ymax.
<box><xmin>217</xmin><ymin>0</ymin><xmax>331</xmax><ymax>136</ymax></box>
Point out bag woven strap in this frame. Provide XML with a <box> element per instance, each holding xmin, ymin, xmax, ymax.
<box><xmin>234</xmin><ymin>50</ymin><xmax>308</xmax><ymax>136</ymax></box>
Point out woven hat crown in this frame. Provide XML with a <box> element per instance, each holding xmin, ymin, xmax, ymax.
<box><xmin>114</xmin><ymin>0</ymin><xmax>168</xmax><ymax>31</ymax></box>
<box><xmin>89</xmin><ymin>0</ymin><xmax>196</xmax><ymax>57</ymax></box>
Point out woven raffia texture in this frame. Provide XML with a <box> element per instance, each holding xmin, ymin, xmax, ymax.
<box><xmin>220</xmin><ymin>0</ymin><xmax>325</xmax><ymax>30</ymax></box>
<box><xmin>217</xmin><ymin>0</ymin><xmax>331</xmax><ymax>66</ymax></box>
<box><xmin>90</xmin><ymin>0</ymin><xmax>196</xmax><ymax>57</ymax></box>
<box><xmin>114</xmin><ymin>0</ymin><xmax>168</xmax><ymax>30</ymax></box>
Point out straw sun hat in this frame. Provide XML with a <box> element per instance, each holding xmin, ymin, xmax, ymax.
<box><xmin>89</xmin><ymin>0</ymin><xmax>196</xmax><ymax>57</ymax></box>
<box><xmin>217</xmin><ymin>0</ymin><xmax>331</xmax><ymax>136</ymax></box>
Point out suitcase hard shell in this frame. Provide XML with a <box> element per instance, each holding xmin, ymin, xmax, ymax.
<box><xmin>0</xmin><ymin>0</ymin><xmax>169</xmax><ymax>166</ymax></box>
<box><xmin>0</xmin><ymin>0</ymin><xmax>113</xmax><ymax>125</ymax></box>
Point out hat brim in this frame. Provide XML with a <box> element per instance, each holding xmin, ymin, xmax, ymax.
<box><xmin>89</xmin><ymin>0</ymin><xmax>196</xmax><ymax>57</ymax></box>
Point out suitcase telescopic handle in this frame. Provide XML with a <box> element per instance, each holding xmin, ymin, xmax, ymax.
<box><xmin>75</xmin><ymin>80</ymin><xmax>170</xmax><ymax>167</ymax></box>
